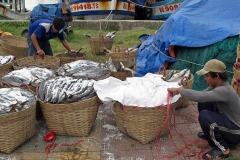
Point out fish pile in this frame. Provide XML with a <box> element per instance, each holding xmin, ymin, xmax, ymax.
<box><xmin>0</xmin><ymin>55</ymin><xmax>15</xmax><ymax>65</ymax></box>
<box><xmin>161</xmin><ymin>68</ymin><xmax>190</xmax><ymax>83</ymax></box>
<box><xmin>2</xmin><ymin>67</ymin><xmax>56</xmax><ymax>87</ymax></box>
<box><xmin>0</xmin><ymin>88</ymin><xmax>36</xmax><ymax>114</ymax></box>
<box><xmin>38</xmin><ymin>76</ymin><xmax>96</xmax><ymax>104</ymax></box>
<box><xmin>57</xmin><ymin>60</ymin><xmax>111</xmax><ymax>80</ymax></box>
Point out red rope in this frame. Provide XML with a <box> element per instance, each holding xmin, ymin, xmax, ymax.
<box><xmin>154</xmin><ymin>91</ymin><xmax>208</xmax><ymax>159</ymax></box>
<box><xmin>45</xmin><ymin>139</ymin><xmax>84</xmax><ymax>154</ymax></box>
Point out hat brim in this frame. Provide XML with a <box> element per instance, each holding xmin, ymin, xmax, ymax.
<box><xmin>196</xmin><ymin>69</ymin><xmax>209</xmax><ymax>76</ymax></box>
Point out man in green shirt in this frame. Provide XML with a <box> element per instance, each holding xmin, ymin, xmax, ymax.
<box><xmin>168</xmin><ymin>59</ymin><xmax>240</xmax><ymax>160</ymax></box>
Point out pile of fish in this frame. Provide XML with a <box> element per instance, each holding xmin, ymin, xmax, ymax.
<box><xmin>38</xmin><ymin>76</ymin><xmax>96</xmax><ymax>104</ymax></box>
<box><xmin>0</xmin><ymin>88</ymin><xmax>36</xmax><ymax>114</ymax></box>
<box><xmin>57</xmin><ymin>60</ymin><xmax>111</xmax><ymax>80</ymax></box>
<box><xmin>2</xmin><ymin>67</ymin><xmax>56</xmax><ymax>87</ymax></box>
<box><xmin>0</xmin><ymin>55</ymin><xmax>15</xmax><ymax>65</ymax></box>
<box><xmin>161</xmin><ymin>68</ymin><xmax>190</xmax><ymax>83</ymax></box>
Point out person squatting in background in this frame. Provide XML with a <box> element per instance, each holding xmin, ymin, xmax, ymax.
<box><xmin>168</xmin><ymin>59</ymin><xmax>240</xmax><ymax>160</ymax></box>
<box><xmin>27</xmin><ymin>17</ymin><xmax>75</xmax><ymax>56</ymax></box>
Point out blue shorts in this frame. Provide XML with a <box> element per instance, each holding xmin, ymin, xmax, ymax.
<box><xmin>27</xmin><ymin>36</ymin><xmax>53</xmax><ymax>56</ymax></box>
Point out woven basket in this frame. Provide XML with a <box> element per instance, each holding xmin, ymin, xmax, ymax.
<box><xmin>39</xmin><ymin>96</ymin><xmax>100</xmax><ymax>136</ymax></box>
<box><xmin>0</xmin><ymin>35</ymin><xmax>28</xmax><ymax>51</ymax></box>
<box><xmin>0</xmin><ymin>45</ymin><xmax>28</xmax><ymax>59</ymax></box>
<box><xmin>13</xmin><ymin>54</ymin><xmax>60</xmax><ymax>71</ymax></box>
<box><xmin>232</xmin><ymin>80</ymin><xmax>240</xmax><ymax>97</ymax></box>
<box><xmin>233</xmin><ymin>67</ymin><xmax>240</xmax><ymax>80</ymax></box>
<box><xmin>89</xmin><ymin>34</ymin><xmax>114</xmax><ymax>55</ymax></box>
<box><xmin>0</xmin><ymin>101</ymin><xmax>36</xmax><ymax>154</ymax></box>
<box><xmin>157</xmin><ymin>69</ymin><xmax>194</xmax><ymax>108</ymax></box>
<box><xmin>106</xmin><ymin>47</ymin><xmax>138</xmax><ymax>69</ymax></box>
<box><xmin>110</xmin><ymin>70</ymin><xmax>133</xmax><ymax>81</ymax></box>
<box><xmin>114</xmin><ymin>101</ymin><xmax>177</xmax><ymax>144</ymax></box>
<box><xmin>0</xmin><ymin>35</ymin><xmax>28</xmax><ymax>59</ymax></box>
<box><xmin>56</xmin><ymin>52</ymin><xmax>88</xmax><ymax>65</ymax></box>
<box><xmin>0</xmin><ymin>62</ymin><xmax>13</xmax><ymax>78</ymax></box>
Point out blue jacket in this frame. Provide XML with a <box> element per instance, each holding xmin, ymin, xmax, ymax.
<box><xmin>28</xmin><ymin>19</ymin><xmax>64</xmax><ymax>41</ymax></box>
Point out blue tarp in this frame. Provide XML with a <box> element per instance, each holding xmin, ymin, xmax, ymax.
<box><xmin>30</xmin><ymin>3</ymin><xmax>71</xmax><ymax>29</ymax></box>
<box><xmin>136</xmin><ymin>0</ymin><xmax>240</xmax><ymax>75</ymax></box>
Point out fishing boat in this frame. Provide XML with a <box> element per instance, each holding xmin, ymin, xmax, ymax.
<box><xmin>149</xmin><ymin>0</ymin><xmax>184</xmax><ymax>20</ymax></box>
<box><xmin>69</xmin><ymin>0</ymin><xmax>136</xmax><ymax>20</ymax></box>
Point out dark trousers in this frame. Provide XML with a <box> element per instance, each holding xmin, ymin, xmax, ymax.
<box><xmin>198</xmin><ymin>102</ymin><xmax>240</xmax><ymax>152</ymax></box>
<box><xmin>27</xmin><ymin>36</ymin><xmax>53</xmax><ymax>56</ymax></box>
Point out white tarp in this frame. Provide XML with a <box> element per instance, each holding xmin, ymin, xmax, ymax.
<box><xmin>94</xmin><ymin>73</ymin><xmax>181</xmax><ymax>107</ymax></box>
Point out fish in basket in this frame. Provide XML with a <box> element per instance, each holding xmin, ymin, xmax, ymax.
<box><xmin>157</xmin><ymin>67</ymin><xmax>194</xmax><ymax>108</ymax></box>
<box><xmin>0</xmin><ymin>55</ymin><xmax>15</xmax><ymax>78</ymax></box>
<box><xmin>56</xmin><ymin>59</ymin><xmax>112</xmax><ymax>80</ymax></box>
<box><xmin>0</xmin><ymin>87</ymin><xmax>36</xmax><ymax>154</ymax></box>
<box><xmin>37</xmin><ymin>76</ymin><xmax>101</xmax><ymax>136</ymax></box>
<box><xmin>1</xmin><ymin>67</ymin><xmax>56</xmax><ymax>93</ymax></box>
<box><xmin>94</xmin><ymin>73</ymin><xmax>181</xmax><ymax>144</ymax></box>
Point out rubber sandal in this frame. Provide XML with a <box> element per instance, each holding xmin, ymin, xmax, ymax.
<box><xmin>202</xmin><ymin>149</ymin><xmax>230</xmax><ymax>159</ymax></box>
<box><xmin>198</xmin><ymin>132</ymin><xmax>206</xmax><ymax>139</ymax></box>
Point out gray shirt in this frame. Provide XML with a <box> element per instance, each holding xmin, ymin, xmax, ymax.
<box><xmin>180</xmin><ymin>82</ymin><xmax>240</xmax><ymax>127</ymax></box>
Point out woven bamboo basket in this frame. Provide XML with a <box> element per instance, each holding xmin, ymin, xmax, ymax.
<box><xmin>233</xmin><ymin>66</ymin><xmax>240</xmax><ymax>80</ymax></box>
<box><xmin>13</xmin><ymin>54</ymin><xmax>60</xmax><ymax>71</ymax></box>
<box><xmin>157</xmin><ymin>69</ymin><xmax>194</xmax><ymax>108</ymax></box>
<box><xmin>0</xmin><ymin>101</ymin><xmax>36</xmax><ymax>154</ymax></box>
<box><xmin>232</xmin><ymin>80</ymin><xmax>240</xmax><ymax>97</ymax></box>
<box><xmin>38</xmin><ymin>96</ymin><xmax>100</xmax><ymax>136</ymax></box>
<box><xmin>106</xmin><ymin>47</ymin><xmax>138</xmax><ymax>69</ymax></box>
<box><xmin>0</xmin><ymin>45</ymin><xmax>28</xmax><ymax>59</ymax></box>
<box><xmin>0</xmin><ymin>35</ymin><xmax>28</xmax><ymax>52</ymax></box>
<box><xmin>89</xmin><ymin>34</ymin><xmax>114</xmax><ymax>55</ymax></box>
<box><xmin>56</xmin><ymin>52</ymin><xmax>88</xmax><ymax>65</ymax></box>
<box><xmin>110</xmin><ymin>70</ymin><xmax>133</xmax><ymax>81</ymax></box>
<box><xmin>114</xmin><ymin>101</ymin><xmax>177</xmax><ymax>144</ymax></box>
<box><xmin>0</xmin><ymin>62</ymin><xmax>13</xmax><ymax>78</ymax></box>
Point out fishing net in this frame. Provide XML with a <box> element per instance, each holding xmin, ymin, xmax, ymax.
<box><xmin>168</xmin><ymin>35</ymin><xmax>239</xmax><ymax>91</ymax></box>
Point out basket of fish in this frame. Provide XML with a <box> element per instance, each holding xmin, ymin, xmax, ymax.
<box><xmin>56</xmin><ymin>46</ymin><xmax>88</xmax><ymax>65</ymax></box>
<box><xmin>0</xmin><ymin>35</ymin><xmax>28</xmax><ymax>59</ymax></box>
<box><xmin>105</xmin><ymin>46</ymin><xmax>138</xmax><ymax>70</ymax></box>
<box><xmin>37</xmin><ymin>76</ymin><xmax>100</xmax><ymax>136</ymax></box>
<box><xmin>13</xmin><ymin>53</ymin><xmax>60</xmax><ymax>71</ymax></box>
<box><xmin>0</xmin><ymin>87</ymin><xmax>36</xmax><ymax>154</ymax></box>
<box><xmin>157</xmin><ymin>68</ymin><xmax>194</xmax><ymax>108</ymax></box>
<box><xmin>56</xmin><ymin>59</ymin><xmax>112</xmax><ymax>80</ymax></box>
<box><xmin>0</xmin><ymin>55</ymin><xmax>15</xmax><ymax>78</ymax></box>
<box><xmin>88</xmin><ymin>33</ymin><xmax>114</xmax><ymax>55</ymax></box>
<box><xmin>1</xmin><ymin>67</ymin><xmax>56</xmax><ymax>93</ymax></box>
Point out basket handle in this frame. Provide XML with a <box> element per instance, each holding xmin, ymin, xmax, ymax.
<box><xmin>1</xmin><ymin>82</ymin><xmax>13</xmax><ymax>88</ymax></box>
<box><xmin>99</xmin><ymin>33</ymin><xmax>104</xmax><ymax>41</ymax></box>
<box><xmin>20</xmin><ymin>83</ymin><xmax>31</xmax><ymax>91</ymax></box>
<box><xmin>34</xmin><ymin>52</ymin><xmax>44</xmax><ymax>60</ymax></box>
<box><xmin>114</xmin><ymin>46</ymin><xmax>121</xmax><ymax>52</ymax></box>
<box><xmin>124</xmin><ymin>49</ymin><xmax>130</xmax><ymax>55</ymax></box>
<box><xmin>158</xmin><ymin>66</ymin><xmax>166</xmax><ymax>77</ymax></box>
<box><xmin>180</xmin><ymin>76</ymin><xmax>189</xmax><ymax>87</ymax></box>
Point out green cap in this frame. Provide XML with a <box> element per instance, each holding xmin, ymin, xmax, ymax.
<box><xmin>196</xmin><ymin>59</ymin><xmax>226</xmax><ymax>76</ymax></box>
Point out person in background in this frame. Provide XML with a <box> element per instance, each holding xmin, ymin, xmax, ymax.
<box><xmin>168</xmin><ymin>59</ymin><xmax>240</xmax><ymax>160</ymax></box>
<box><xmin>27</xmin><ymin>17</ymin><xmax>75</xmax><ymax>56</ymax></box>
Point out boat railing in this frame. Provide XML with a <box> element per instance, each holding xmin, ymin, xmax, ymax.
<box><xmin>0</xmin><ymin>0</ymin><xmax>26</xmax><ymax>13</ymax></box>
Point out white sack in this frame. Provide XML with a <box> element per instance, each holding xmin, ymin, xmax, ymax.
<box><xmin>94</xmin><ymin>73</ymin><xmax>181</xmax><ymax>107</ymax></box>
